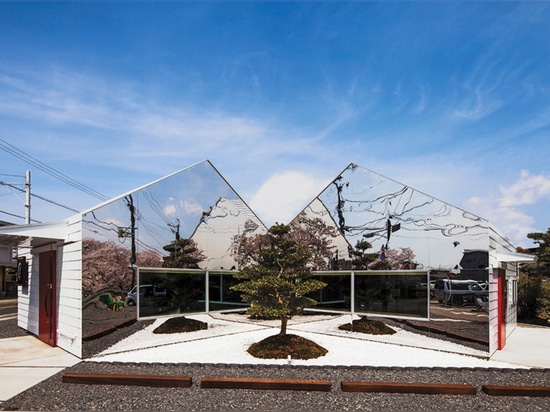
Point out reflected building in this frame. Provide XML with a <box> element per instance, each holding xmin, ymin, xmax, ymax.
<box><xmin>83</xmin><ymin>160</ymin><xmax>265</xmax><ymax>273</ymax></box>
<box><xmin>300</xmin><ymin>163</ymin><xmax>489</xmax><ymax>273</ymax></box>
<box><xmin>80</xmin><ymin>160</ymin><xmax>266</xmax><ymax>341</ymax></box>
<box><xmin>295</xmin><ymin>162</ymin><xmax>491</xmax><ymax>328</ymax></box>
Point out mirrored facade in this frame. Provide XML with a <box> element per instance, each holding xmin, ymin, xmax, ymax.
<box><xmin>81</xmin><ymin>160</ymin><xmax>489</xmax><ymax>354</ymax></box>
<box><xmin>301</xmin><ymin>163</ymin><xmax>489</xmax><ymax>272</ymax></box>
<box><xmin>297</xmin><ymin>163</ymin><xmax>490</xmax><ymax>349</ymax></box>
<box><xmin>135</xmin><ymin>268</ymin><xmax>247</xmax><ymax>318</ymax></box>
<box><xmin>310</xmin><ymin>271</ymin><xmax>429</xmax><ymax>318</ymax></box>
<box><xmin>81</xmin><ymin>160</ymin><xmax>265</xmax><ymax>338</ymax></box>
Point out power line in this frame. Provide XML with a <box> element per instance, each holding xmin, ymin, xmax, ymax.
<box><xmin>0</xmin><ymin>209</ymin><xmax>40</xmax><ymax>223</ymax></box>
<box><xmin>31</xmin><ymin>192</ymin><xmax>79</xmax><ymax>213</ymax></box>
<box><xmin>0</xmin><ymin>181</ymin><xmax>79</xmax><ymax>213</ymax></box>
<box><xmin>0</xmin><ymin>138</ymin><xmax>109</xmax><ymax>201</ymax></box>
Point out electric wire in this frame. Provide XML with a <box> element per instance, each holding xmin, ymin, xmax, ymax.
<box><xmin>0</xmin><ymin>209</ymin><xmax>40</xmax><ymax>223</ymax></box>
<box><xmin>0</xmin><ymin>182</ymin><xmax>79</xmax><ymax>213</ymax></box>
<box><xmin>0</xmin><ymin>138</ymin><xmax>109</xmax><ymax>201</ymax></box>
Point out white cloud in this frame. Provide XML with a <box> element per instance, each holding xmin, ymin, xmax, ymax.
<box><xmin>182</xmin><ymin>200</ymin><xmax>204</xmax><ymax>215</ymax></box>
<box><xmin>498</xmin><ymin>170</ymin><xmax>550</xmax><ymax>207</ymax></box>
<box><xmin>452</xmin><ymin>87</ymin><xmax>501</xmax><ymax>121</ymax></box>
<box><xmin>249</xmin><ymin>171</ymin><xmax>329</xmax><ymax>226</ymax></box>
<box><xmin>464</xmin><ymin>170</ymin><xmax>550</xmax><ymax>246</ymax></box>
<box><xmin>163</xmin><ymin>204</ymin><xmax>177</xmax><ymax>217</ymax></box>
<box><xmin>488</xmin><ymin>207</ymin><xmax>536</xmax><ymax>244</ymax></box>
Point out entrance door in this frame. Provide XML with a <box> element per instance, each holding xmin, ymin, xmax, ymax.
<box><xmin>497</xmin><ymin>268</ymin><xmax>506</xmax><ymax>350</ymax></box>
<box><xmin>39</xmin><ymin>250</ymin><xmax>57</xmax><ymax>346</ymax></box>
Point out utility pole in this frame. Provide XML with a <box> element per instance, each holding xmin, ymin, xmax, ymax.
<box><xmin>25</xmin><ymin>170</ymin><xmax>30</xmax><ymax>224</ymax></box>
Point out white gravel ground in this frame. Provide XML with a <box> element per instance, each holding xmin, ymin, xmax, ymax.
<box><xmin>90</xmin><ymin>313</ymin><xmax>523</xmax><ymax>368</ymax></box>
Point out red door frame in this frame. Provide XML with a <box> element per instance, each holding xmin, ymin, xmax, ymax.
<box><xmin>497</xmin><ymin>268</ymin><xmax>506</xmax><ymax>350</ymax></box>
<box><xmin>39</xmin><ymin>250</ymin><xmax>57</xmax><ymax>346</ymax></box>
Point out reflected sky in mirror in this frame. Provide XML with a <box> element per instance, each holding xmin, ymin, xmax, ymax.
<box><xmin>82</xmin><ymin>160</ymin><xmax>266</xmax><ymax>270</ymax></box>
<box><xmin>302</xmin><ymin>163</ymin><xmax>489</xmax><ymax>271</ymax></box>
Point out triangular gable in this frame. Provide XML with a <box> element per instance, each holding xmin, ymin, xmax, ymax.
<box><xmin>294</xmin><ymin>162</ymin><xmax>490</xmax><ymax>273</ymax></box>
<box><xmin>82</xmin><ymin>159</ymin><xmax>267</xmax><ymax>272</ymax></box>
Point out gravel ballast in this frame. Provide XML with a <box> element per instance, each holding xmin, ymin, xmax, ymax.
<box><xmin>2</xmin><ymin>362</ymin><xmax>550</xmax><ymax>411</ymax></box>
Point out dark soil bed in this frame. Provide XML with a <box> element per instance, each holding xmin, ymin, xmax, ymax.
<box><xmin>248</xmin><ymin>334</ymin><xmax>328</xmax><ymax>360</ymax></box>
<box><xmin>338</xmin><ymin>317</ymin><xmax>397</xmax><ymax>335</ymax></box>
<box><xmin>153</xmin><ymin>316</ymin><xmax>208</xmax><ymax>334</ymax></box>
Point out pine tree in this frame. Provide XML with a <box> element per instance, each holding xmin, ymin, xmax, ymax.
<box><xmin>518</xmin><ymin>228</ymin><xmax>550</xmax><ymax>278</ymax></box>
<box><xmin>231</xmin><ymin>224</ymin><xmax>326</xmax><ymax>335</ymax></box>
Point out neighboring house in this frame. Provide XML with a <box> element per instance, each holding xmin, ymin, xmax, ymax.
<box><xmin>0</xmin><ymin>220</ymin><xmax>18</xmax><ymax>297</ymax></box>
<box><xmin>0</xmin><ymin>160</ymin><xmax>533</xmax><ymax>358</ymax></box>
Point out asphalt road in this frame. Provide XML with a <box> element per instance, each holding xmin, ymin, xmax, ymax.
<box><xmin>0</xmin><ymin>298</ymin><xmax>16</xmax><ymax>319</ymax></box>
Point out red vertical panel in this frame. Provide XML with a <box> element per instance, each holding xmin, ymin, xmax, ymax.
<box><xmin>38</xmin><ymin>250</ymin><xmax>57</xmax><ymax>346</ymax></box>
<box><xmin>497</xmin><ymin>268</ymin><xmax>506</xmax><ymax>350</ymax></box>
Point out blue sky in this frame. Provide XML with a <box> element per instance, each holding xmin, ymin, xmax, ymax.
<box><xmin>0</xmin><ymin>2</ymin><xmax>549</xmax><ymax>247</ymax></box>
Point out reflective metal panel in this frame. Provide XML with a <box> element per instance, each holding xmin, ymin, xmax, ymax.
<box><xmin>297</xmin><ymin>163</ymin><xmax>489</xmax><ymax>351</ymax></box>
<box><xmin>81</xmin><ymin>160</ymin><xmax>266</xmax><ymax>337</ymax></box>
<box><xmin>138</xmin><ymin>268</ymin><xmax>206</xmax><ymax>318</ymax></box>
<box><xmin>310</xmin><ymin>272</ymin><xmax>351</xmax><ymax>311</ymax></box>
<box><xmin>353</xmin><ymin>272</ymin><xmax>429</xmax><ymax>318</ymax></box>
<box><xmin>304</xmin><ymin>163</ymin><xmax>490</xmax><ymax>272</ymax></box>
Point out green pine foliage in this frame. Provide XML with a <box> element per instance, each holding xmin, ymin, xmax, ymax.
<box><xmin>517</xmin><ymin>228</ymin><xmax>550</xmax><ymax>325</ymax></box>
<box><xmin>163</xmin><ymin>238</ymin><xmax>205</xmax><ymax>269</ymax></box>
<box><xmin>231</xmin><ymin>224</ymin><xmax>327</xmax><ymax>335</ymax></box>
<box><xmin>522</xmin><ymin>229</ymin><xmax>550</xmax><ymax>278</ymax></box>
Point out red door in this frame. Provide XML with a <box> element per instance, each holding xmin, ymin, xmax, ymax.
<box><xmin>497</xmin><ymin>268</ymin><xmax>506</xmax><ymax>350</ymax></box>
<box><xmin>39</xmin><ymin>250</ymin><xmax>57</xmax><ymax>346</ymax></box>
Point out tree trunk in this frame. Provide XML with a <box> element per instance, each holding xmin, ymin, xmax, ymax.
<box><xmin>279</xmin><ymin>316</ymin><xmax>288</xmax><ymax>336</ymax></box>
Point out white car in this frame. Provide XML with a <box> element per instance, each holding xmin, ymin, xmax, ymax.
<box><xmin>126</xmin><ymin>284</ymin><xmax>167</xmax><ymax>306</ymax></box>
<box><xmin>433</xmin><ymin>279</ymin><xmax>486</xmax><ymax>306</ymax></box>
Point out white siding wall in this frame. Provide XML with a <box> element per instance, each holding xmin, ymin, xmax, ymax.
<box><xmin>17</xmin><ymin>242</ymin><xmax>38</xmax><ymax>336</ymax></box>
<box><xmin>504</xmin><ymin>262</ymin><xmax>518</xmax><ymax>332</ymax></box>
<box><xmin>56</xmin><ymin>216</ymin><xmax>83</xmax><ymax>357</ymax></box>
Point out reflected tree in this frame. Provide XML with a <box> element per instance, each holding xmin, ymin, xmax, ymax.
<box><xmin>135</xmin><ymin>249</ymin><xmax>163</xmax><ymax>268</ymax></box>
<box><xmin>385</xmin><ymin>247</ymin><xmax>417</xmax><ymax>270</ymax></box>
<box><xmin>83</xmin><ymin>238</ymin><xmax>166</xmax><ymax>298</ymax></box>
<box><xmin>233</xmin><ymin>214</ymin><xmax>337</xmax><ymax>271</ymax></box>
<box><xmin>82</xmin><ymin>238</ymin><xmax>132</xmax><ymax>298</ymax></box>
<box><xmin>351</xmin><ymin>240</ymin><xmax>380</xmax><ymax>270</ymax></box>
<box><xmin>231</xmin><ymin>230</ymin><xmax>270</xmax><ymax>269</ymax></box>
<box><xmin>163</xmin><ymin>238</ymin><xmax>205</xmax><ymax>269</ymax></box>
<box><xmin>290</xmin><ymin>212</ymin><xmax>338</xmax><ymax>270</ymax></box>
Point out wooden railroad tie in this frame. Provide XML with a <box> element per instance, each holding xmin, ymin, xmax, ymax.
<box><xmin>482</xmin><ymin>385</ymin><xmax>550</xmax><ymax>397</ymax></box>
<box><xmin>62</xmin><ymin>372</ymin><xmax>192</xmax><ymax>388</ymax></box>
<box><xmin>341</xmin><ymin>381</ymin><xmax>477</xmax><ymax>395</ymax></box>
<box><xmin>200</xmin><ymin>377</ymin><xmax>332</xmax><ymax>392</ymax></box>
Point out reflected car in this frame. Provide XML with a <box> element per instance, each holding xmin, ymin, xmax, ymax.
<box><xmin>433</xmin><ymin>279</ymin><xmax>486</xmax><ymax>306</ymax></box>
<box><xmin>477</xmin><ymin>281</ymin><xmax>488</xmax><ymax>290</ymax></box>
<box><xmin>126</xmin><ymin>284</ymin><xmax>167</xmax><ymax>306</ymax></box>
